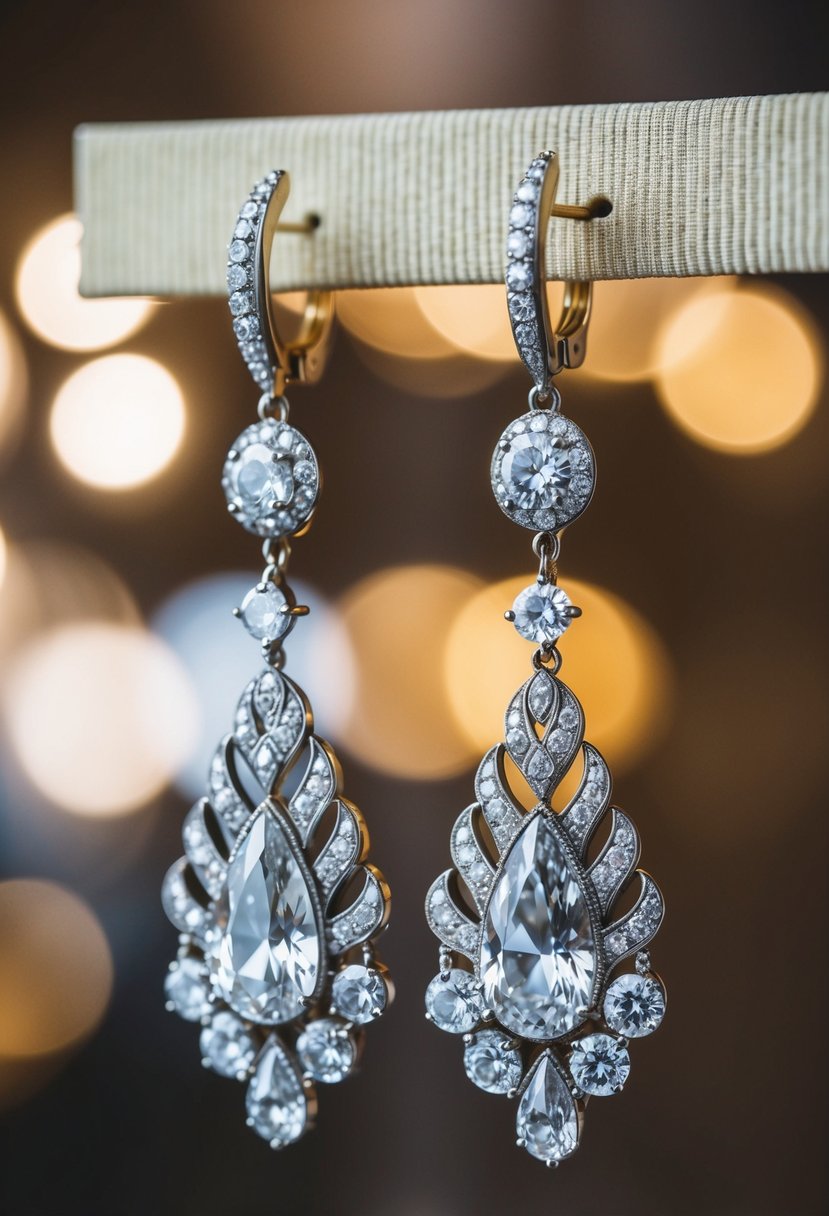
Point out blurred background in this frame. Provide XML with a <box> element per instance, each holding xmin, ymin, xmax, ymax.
<box><xmin>0</xmin><ymin>2</ymin><xmax>827</xmax><ymax>1214</ymax></box>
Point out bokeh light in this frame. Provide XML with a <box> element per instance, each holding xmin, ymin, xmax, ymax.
<box><xmin>15</xmin><ymin>215</ymin><xmax>154</xmax><ymax>351</ymax></box>
<box><xmin>338</xmin><ymin>564</ymin><xmax>483</xmax><ymax>779</ymax></box>
<box><xmin>583</xmin><ymin>277</ymin><xmax>736</xmax><ymax>382</ymax></box>
<box><xmin>414</xmin><ymin>285</ymin><xmax>515</xmax><ymax>362</ymax></box>
<box><xmin>445</xmin><ymin>576</ymin><xmax>673</xmax><ymax>776</ymax></box>
<box><xmin>0</xmin><ymin>308</ymin><xmax>27</xmax><ymax>458</ymax></box>
<box><xmin>0</xmin><ymin>879</ymin><xmax>112</xmax><ymax>1058</ymax></box>
<box><xmin>654</xmin><ymin>283</ymin><xmax>823</xmax><ymax>453</ymax></box>
<box><xmin>152</xmin><ymin>572</ymin><xmax>355</xmax><ymax>799</ymax></box>
<box><xmin>4</xmin><ymin>623</ymin><xmax>198</xmax><ymax>816</ymax></box>
<box><xmin>0</xmin><ymin>539</ymin><xmax>139</xmax><ymax>660</ymax></box>
<box><xmin>50</xmin><ymin>354</ymin><xmax>185</xmax><ymax>489</ymax></box>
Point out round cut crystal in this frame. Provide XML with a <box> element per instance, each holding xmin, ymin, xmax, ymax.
<box><xmin>165</xmin><ymin>957</ymin><xmax>212</xmax><ymax>1022</ymax></box>
<box><xmin>506</xmin><ymin>262</ymin><xmax>531</xmax><ymax>291</ymax></box>
<box><xmin>501</xmin><ymin>433</ymin><xmax>572</xmax><ymax>511</ymax></box>
<box><xmin>208</xmin><ymin>808</ymin><xmax>323</xmax><ymax>1024</ymax></box>
<box><xmin>491</xmin><ymin>411</ymin><xmax>595</xmax><ymax>532</ymax></box>
<box><xmin>296</xmin><ymin>1018</ymin><xmax>356</xmax><ymax>1083</ymax></box>
<box><xmin>246</xmin><ymin>1036</ymin><xmax>308</xmax><ymax>1147</ymax></box>
<box><xmin>227</xmin><ymin>264</ymin><xmax>248</xmax><ymax>291</ymax></box>
<box><xmin>516</xmin><ymin>1053</ymin><xmax>579</xmax><ymax>1164</ymax></box>
<box><xmin>223</xmin><ymin>420</ymin><xmax>320</xmax><ymax>538</ymax></box>
<box><xmin>463</xmin><ymin>1029</ymin><xmax>523</xmax><ymax>1094</ymax></box>
<box><xmin>425</xmin><ymin>969</ymin><xmax>483</xmax><ymax>1033</ymax></box>
<box><xmin>331</xmin><ymin>965</ymin><xmax>387</xmax><ymax>1024</ymax></box>
<box><xmin>238</xmin><ymin>583</ymin><xmax>290</xmax><ymax>643</ymax></box>
<box><xmin>200</xmin><ymin>1010</ymin><xmax>258</xmax><ymax>1078</ymax></box>
<box><xmin>228</xmin><ymin>239</ymin><xmax>249</xmax><ymax>263</ymax></box>
<box><xmin>480</xmin><ymin>814</ymin><xmax>595</xmax><ymax>1041</ymax></box>
<box><xmin>569</xmin><ymin>1033</ymin><xmax>630</xmax><ymax>1096</ymax></box>
<box><xmin>603</xmin><ymin>973</ymin><xmax>666</xmax><ymax>1037</ymax></box>
<box><xmin>511</xmin><ymin>583</ymin><xmax>574</xmax><ymax>645</ymax></box>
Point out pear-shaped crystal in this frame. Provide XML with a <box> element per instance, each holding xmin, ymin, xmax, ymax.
<box><xmin>480</xmin><ymin>814</ymin><xmax>595</xmax><ymax>1040</ymax></box>
<box><xmin>516</xmin><ymin>1052</ymin><xmax>579</xmax><ymax>1164</ymax></box>
<box><xmin>209</xmin><ymin>807</ymin><xmax>322</xmax><ymax>1024</ymax></box>
<box><xmin>246</xmin><ymin>1036</ymin><xmax>308</xmax><ymax>1147</ymax></box>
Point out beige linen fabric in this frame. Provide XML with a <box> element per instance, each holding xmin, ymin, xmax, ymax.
<box><xmin>75</xmin><ymin>93</ymin><xmax>829</xmax><ymax>297</ymax></box>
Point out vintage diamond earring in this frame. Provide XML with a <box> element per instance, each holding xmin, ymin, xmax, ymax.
<box><xmin>424</xmin><ymin>152</ymin><xmax>666</xmax><ymax>1167</ymax></box>
<box><xmin>162</xmin><ymin>170</ymin><xmax>391</xmax><ymax>1149</ymax></box>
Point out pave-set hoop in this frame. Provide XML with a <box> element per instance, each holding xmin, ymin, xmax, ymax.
<box><xmin>228</xmin><ymin>169</ymin><xmax>334</xmax><ymax>398</ymax></box>
<box><xmin>506</xmin><ymin>150</ymin><xmax>604</xmax><ymax>392</ymax></box>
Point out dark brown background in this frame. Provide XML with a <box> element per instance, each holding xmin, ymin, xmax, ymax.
<box><xmin>0</xmin><ymin>2</ymin><xmax>827</xmax><ymax>1214</ymax></box>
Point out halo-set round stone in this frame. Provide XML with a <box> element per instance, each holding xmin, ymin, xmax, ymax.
<box><xmin>223</xmin><ymin>418</ymin><xmax>320</xmax><ymax>538</ymax></box>
<box><xmin>490</xmin><ymin>409</ymin><xmax>595</xmax><ymax>531</ymax></box>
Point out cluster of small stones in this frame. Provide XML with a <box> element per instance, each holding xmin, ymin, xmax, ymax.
<box><xmin>505</xmin><ymin>156</ymin><xmax>549</xmax><ymax>388</ymax></box>
<box><xmin>588</xmin><ymin>815</ymin><xmax>639</xmax><ymax>906</ymax></box>
<box><xmin>222</xmin><ymin>417</ymin><xmax>320</xmax><ymax>539</ymax></box>
<box><xmin>161</xmin><ymin>859</ymin><xmax>212</xmax><ymax>943</ymax></box>
<box><xmin>227</xmin><ymin>172</ymin><xmax>280</xmax><ymax>393</ymax></box>
<box><xmin>182</xmin><ymin>802</ymin><xmax>226</xmax><ymax>900</ymax></box>
<box><xmin>329</xmin><ymin>877</ymin><xmax>385</xmax><ymax>951</ymax></box>
<box><xmin>474</xmin><ymin>750</ymin><xmax>521</xmax><ymax>850</ymax></box>
<box><xmin>451</xmin><ymin>809</ymin><xmax>494</xmax><ymax>908</ymax></box>
<box><xmin>207</xmin><ymin>745</ymin><xmax>249</xmax><ymax>836</ymax></box>
<box><xmin>425</xmin><ymin>881</ymin><xmax>478</xmax><ymax>958</ymax></box>
<box><xmin>314</xmin><ymin>809</ymin><xmax>359</xmax><ymax>897</ymax></box>
<box><xmin>559</xmin><ymin>747</ymin><xmax>610</xmax><ymax>848</ymax></box>
<box><xmin>289</xmin><ymin>746</ymin><xmax>337</xmax><ymax>839</ymax></box>
<box><xmin>603</xmin><ymin>878</ymin><xmax>665</xmax><ymax>963</ymax></box>
<box><xmin>491</xmin><ymin>410</ymin><xmax>595</xmax><ymax>533</ymax></box>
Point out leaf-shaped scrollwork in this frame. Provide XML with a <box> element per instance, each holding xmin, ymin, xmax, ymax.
<box><xmin>328</xmin><ymin>865</ymin><xmax>389</xmax><ymax>953</ymax></box>
<box><xmin>450</xmin><ymin>804</ymin><xmax>496</xmax><ymax>914</ymax></box>
<box><xmin>504</xmin><ymin>669</ymin><xmax>585</xmax><ymax>801</ymax></box>
<box><xmin>602</xmin><ymin>871</ymin><xmax>665</xmax><ymax>967</ymax></box>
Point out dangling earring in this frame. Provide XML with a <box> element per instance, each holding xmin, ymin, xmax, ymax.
<box><xmin>424</xmin><ymin>152</ymin><xmax>666</xmax><ymax>1167</ymax></box>
<box><xmin>162</xmin><ymin>171</ymin><xmax>391</xmax><ymax>1149</ymax></box>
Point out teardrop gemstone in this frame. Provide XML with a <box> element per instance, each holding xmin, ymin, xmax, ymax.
<box><xmin>246</xmin><ymin>1035</ymin><xmax>309</xmax><ymax>1147</ymax></box>
<box><xmin>516</xmin><ymin>1052</ymin><xmax>579</xmax><ymax>1164</ymax></box>
<box><xmin>480</xmin><ymin>813</ymin><xmax>595</xmax><ymax>1040</ymax></box>
<box><xmin>209</xmin><ymin>807</ymin><xmax>322</xmax><ymax>1024</ymax></box>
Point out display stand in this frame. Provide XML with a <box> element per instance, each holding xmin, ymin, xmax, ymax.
<box><xmin>74</xmin><ymin>93</ymin><xmax>829</xmax><ymax>297</ymax></box>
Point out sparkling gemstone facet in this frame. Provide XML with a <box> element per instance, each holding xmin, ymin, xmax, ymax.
<box><xmin>296</xmin><ymin>1018</ymin><xmax>356</xmax><ymax>1083</ymax></box>
<box><xmin>238</xmin><ymin>583</ymin><xmax>290</xmax><ymax>642</ymax></box>
<box><xmin>165</xmin><ymin>957</ymin><xmax>212</xmax><ymax>1022</ymax></box>
<box><xmin>425</xmin><ymin>969</ymin><xmax>484</xmax><ymax>1033</ymax></box>
<box><xmin>480</xmin><ymin>814</ymin><xmax>595</xmax><ymax>1041</ymax></box>
<box><xmin>208</xmin><ymin>808</ymin><xmax>322</xmax><ymax>1024</ymax></box>
<box><xmin>569</xmin><ymin>1033</ymin><xmax>630</xmax><ymax>1096</ymax></box>
<box><xmin>331</xmin><ymin>965</ymin><xmax>387</xmax><ymax>1024</ymax></box>
<box><xmin>246</xmin><ymin>1036</ymin><xmax>308</xmax><ymax>1147</ymax></box>
<box><xmin>603</xmin><ymin>973</ymin><xmax>666</xmax><ymax>1037</ymax></box>
<box><xmin>516</xmin><ymin>1052</ymin><xmax>579</xmax><ymax>1164</ymax></box>
<box><xmin>511</xmin><ymin>582</ymin><xmax>574</xmax><ymax>645</ymax></box>
<box><xmin>463</xmin><ymin>1029</ymin><xmax>524</xmax><ymax>1094</ymax></box>
<box><xmin>223</xmin><ymin>421</ymin><xmax>320</xmax><ymax>538</ymax></box>
<box><xmin>200</xmin><ymin>1010</ymin><xmax>258</xmax><ymax>1078</ymax></box>
<box><xmin>501</xmin><ymin>433</ymin><xmax>572</xmax><ymax>511</ymax></box>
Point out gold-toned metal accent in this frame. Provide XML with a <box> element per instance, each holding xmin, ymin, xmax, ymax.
<box><xmin>534</xmin><ymin>154</ymin><xmax>608</xmax><ymax>379</ymax></box>
<box><xmin>254</xmin><ymin>176</ymin><xmax>333</xmax><ymax>397</ymax></box>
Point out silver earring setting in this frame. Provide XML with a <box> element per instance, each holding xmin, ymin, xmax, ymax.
<box><xmin>424</xmin><ymin>152</ymin><xmax>666</xmax><ymax>1168</ymax></box>
<box><xmin>162</xmin><ymin>171</ymin><xmax>392</xmax><ymax>1149</ymax></box>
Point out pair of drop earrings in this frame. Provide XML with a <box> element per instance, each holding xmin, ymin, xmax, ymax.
<box><xmin>161</xmin><ymin>152</ymin><xmax>666</xmax><ymax>1169</ymax></box>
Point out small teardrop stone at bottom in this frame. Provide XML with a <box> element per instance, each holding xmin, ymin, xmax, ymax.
<box><xmin>516</xmin><ymin>1052</ymin><xmax>579</xmax><ymax>1165</ymax></box>
<box><xmin>246</xmin><ymin>1036</ymin><xmax>309</xmax><ymax>1148</ymax></box>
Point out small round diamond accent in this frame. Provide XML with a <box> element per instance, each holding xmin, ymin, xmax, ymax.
<box><xmin>511</xmin><ymin>582</ymin><xmax>575</xmax><ymax>645</ymax></box>
<box><xmin>200</xmin><ymin>1010</ymin><xmax>258</xmax><ymax>1079</ymax></box>
<box><xmin>296</xmin><ymin>1018</ymin><xmax>356</xmax><ymax>1083</ymax></box>
<box><xmin>331</xmin><ymin>965</ymin><xmax>387</xmax><ymax>1024</ymax></box>
<box><xmin>238</xmin><ymin>582</ymin><xmax>291</xmax><ymax>643</ymax></box>
<box><xmin>223</xmin><ymin>419</ymin><xmax>320</xmax><ymax>538</ymax></box>
<box><xmin>164</xmin><ymin>957</ymin><xmax>212</xmax><ymax>1022</ymax></box>
<box><xmin>425</xmin><ymin>969</ymin><xmax>484</xmax><ymax>1033</ymax></box>
<box><xmin>491</xmin><ymin>410</ymin><xmax>595</xmax><ymax>531</ymax></box>
<box><xmin>463</xmin><ymin>1029</ymin><xmax>524</xmax><ymax>1094</ymax></box>
<box><xmin>603</xmin><ymin>973</ymin><xmax>666</xmax><ymax>1038</ymax></box>
<box><xmin>569</xmin><ymin>1033</ymin><xmax>630</xmax><ymax>1096</ymax></box>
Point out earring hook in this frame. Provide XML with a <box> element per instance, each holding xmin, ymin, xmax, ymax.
<box><xmin>506</xmin><ymin>151</ymin><xmax>610</xmax><ymax>392</ymax></box>
<box><xmin>230</xmin><ymin>169</ymin><xmax>334</xmax><ymax>399</ymax></box>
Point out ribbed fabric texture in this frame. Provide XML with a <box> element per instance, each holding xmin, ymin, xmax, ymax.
<box><xmin>74</xmin><ymin>93</ymin><xmax>829</xmax><ymax>297</ymax></box>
